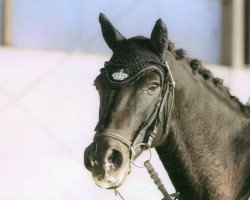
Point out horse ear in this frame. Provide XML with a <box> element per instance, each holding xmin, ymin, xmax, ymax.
<box><xmin>150</xmin><ymin>19</ymin><xmax>169</xmax><ymax>57</ymax></box>
<box><xmin>99</xmin><ymin>13</ymin><xmax>126</xmax><ymax>51</ymax></box>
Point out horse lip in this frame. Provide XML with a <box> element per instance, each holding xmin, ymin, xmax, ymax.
<box><xmin>106</xmin><ymin>185</ymin><xmax>119</xmax><ymax>189</ymax></box>
<box><xmin>94</xmin><ymin>178</ymin><xmax>120</xmax><ymax>189</ymax></box>
<box><xmin>93</xmin><ymin>172</ymin><xmax>124</xmax><ymax>189</ymax></box>
<box><xmin>96</xmin><ymin>183</ymin><xmax>119</xmax><ymax>190</ymax></box>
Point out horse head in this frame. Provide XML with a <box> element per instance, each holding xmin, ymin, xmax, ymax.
<box><xmin>84</xmin><ymin>13</ymin><xmax>173</xmax><ymax>189</ymax></box>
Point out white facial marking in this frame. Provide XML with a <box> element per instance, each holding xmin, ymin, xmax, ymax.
<box><xmin>93</xmin><ymin>166</ymin><xmax>128</xmax><ymax>189</ymax></box>
<box><xmin>104</xmin><ymin>162</ymin><xmax>113</xmax><ymax>175</ymax></box>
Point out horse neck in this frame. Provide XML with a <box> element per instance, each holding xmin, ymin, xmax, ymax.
<box><xmin>156</xmin><ymin>52</ymin><xmax>250</xmax><ymax>200</ymax></box>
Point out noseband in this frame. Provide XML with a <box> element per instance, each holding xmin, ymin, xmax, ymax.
<box><xmin>94</xmin><ymin>60</ymin><xmax>175</xmax><ymax>157</ymax></box>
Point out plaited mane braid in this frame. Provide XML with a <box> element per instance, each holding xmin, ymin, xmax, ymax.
<box><xmin>168</xmin><ymin>41</ymin><xmax>250</xmax><ymax>115</ymax></box>
<box><xmin>175</xmin><ymin>48</ymin><xmax>187</xmax><ymax>60</ymax></box>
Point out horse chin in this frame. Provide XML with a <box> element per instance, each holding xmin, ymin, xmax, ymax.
<box><xmin>93</xmin><ymin>167</ymin><xmax>130</xmax><ymax>189</ymax></box>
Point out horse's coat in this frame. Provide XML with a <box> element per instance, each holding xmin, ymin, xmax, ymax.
<box><xmin>84</xmin><ymin>13</ymin><xmax>250</xmax><ymax>200</ymax></box>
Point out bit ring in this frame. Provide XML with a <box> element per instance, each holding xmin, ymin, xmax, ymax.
<box><xmin>131</xmin><ymin>143</ymin><xmax>152</xmax><ymax>168</ymax></box>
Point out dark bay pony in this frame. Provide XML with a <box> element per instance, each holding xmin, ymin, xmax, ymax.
<box><xmin>84</xmin><ymin>13</ymin><xmax>250</xmax><ymax>200</ymax></box>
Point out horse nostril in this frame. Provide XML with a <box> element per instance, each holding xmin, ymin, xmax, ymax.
<box><xmin>107</xmin><ymin>148</ymin><xmax>123</xmax><ymax>171</ymax></box>
<box><xmin>84</xmin><ymin>147</ymin><xmax>94</xmax><ymax>171</ymax></box>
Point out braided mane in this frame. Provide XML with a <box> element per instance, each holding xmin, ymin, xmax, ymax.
<box><xmin>167</xmin><ymin>41</ymin><xmax>250</xmax><ymax>116</ymax></box>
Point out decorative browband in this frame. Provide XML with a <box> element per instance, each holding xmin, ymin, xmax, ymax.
<box><xmin>100</xmin><ymin>61</ymin><xmax>167</xmax><ymax>88</ymax></box>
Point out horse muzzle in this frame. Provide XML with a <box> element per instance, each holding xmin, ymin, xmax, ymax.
<box><xmin>84</xmin><ymin>140</ymin><xmax>131</xmax><ymax>189</ymax></box>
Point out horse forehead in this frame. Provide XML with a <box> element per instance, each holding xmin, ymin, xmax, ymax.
<box><xmin>110</xmin><ymin>39</ymin><xmax>160</xmax><ymax>64</ymax></box>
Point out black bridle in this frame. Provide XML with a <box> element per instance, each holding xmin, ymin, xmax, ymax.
<box><xmin>94</xmin><ymin>60</ymin><xmax>175</xmax><ymax>158</ymax></box>
<box><xmin>94</xmin><ymin>60</ymin><xmax>178</xmax><ymax>200</ymax></box>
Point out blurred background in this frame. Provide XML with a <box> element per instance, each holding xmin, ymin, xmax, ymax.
<box><xmin>0</xmin><ymin>0</ymin><xmax>249</xmax><ymax>200</ymax></box>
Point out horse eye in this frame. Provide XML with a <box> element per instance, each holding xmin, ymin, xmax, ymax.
<box><xmin>147</xmin><ymin>83</ymin><xmax>159</xmax><ymax>92</ymax></box>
